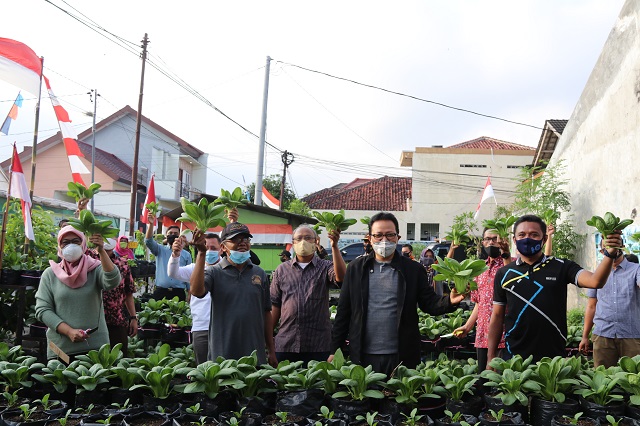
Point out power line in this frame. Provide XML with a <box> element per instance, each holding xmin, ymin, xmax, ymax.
<box><xmin>275</xmin><ymin>60</ymin><xmax>544</xmax><ymax>131</ymax></box>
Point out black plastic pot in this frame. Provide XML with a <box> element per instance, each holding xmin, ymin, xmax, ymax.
<box><xmin>530</xmin><ymin>397</ymin><xmax>580</xmax><ymax>426</ymax></box>
<box><xmin>2</xmin><ymin>408</ymin><xmax>50</xmax><ymax>426</ymax></box>
<box><xmin>550</xmin><ymin>414</ymin><xmax>598</xmax><ymax>426</ymax></box>
<box><xmin>122</xmin><ymin>411</ymin><xmax>170</xmax><ymax>426</ymax></box>
<box><xmin>417</xmin><ymin>397</ymin><xmax>446</xmax><ymax>422</ymax></box>
<box><xmin>478</xmin><ymin>410</ymin><xmax>524</xmax><ymax>426</ymax></box>
<box><xmin>261</xmin><ymin>413</ymin><xmax>307</xmax><ymax>426</ymax></box>
<box><xmin>327</xmin><ymin>397</ymin><xmax>371</xmax><ymax>421</ymax></box>
<box><xmin>239</xmin><ymin>395</ymin><xmax>277</xmax><ymax>417</ymax></box>
<box><xmin>446</xmin><ymin>394</ymin><xmax>483</xmax><ymax>417</ymax></box>
<box><xmin>1</xmin><ymin>268</ymin><xmax>22</xmax><ymax>286</ymax></box>
<box><xmin>20</xmin><ymin>270</ymin><xmax>43</xmax><ymax>287</ymax></box>
<box><xmin>434</xmin><ymin>414</ymin><xmax>478</xmax><ymax>426</ymax></box>
<box><xmin>579</xmin><ymin>396</ymin><xmax>626</xmax><ymax>419</ymax></box>
<box><xmin>598</xmin><ymin>415</ymin><xmax>638</xmax><ymax>426</ymax></box>
<box><xmin>194</xmin><ymin>390</ymin><xmax>238</xmax><ymax>417</ymax></box>
<box><xmin>219</xmin><ymin>411</ymin><xmax>263</xmax><ymax>426</ymax></box>
<box><xmin>275</xmin><ymin>389</ymin><xmax>325</xmax><ymax>417</ymax></box>
<box><xmin>28</xmin><ymin>322</ymin><xmax>47</xmax><ymax>338</ymax></box>
<box><xmin>137</xmin><ymin>326</ymin><xmax>163</xmax><ymax>340</ymax></box>
<box><xmin>483</xmin><ymin>392</ymin><xmax>529</xmax><ymax>423</ymax></box>
<box><xmin>75</xmin><ymin>390</ymin><xmax>107</xmax><ymax>408</ymax></box>
<box><xmin>109</xmin><ymin>388</ymin><xmax>143</xmax><ymax>407</ymax></box>
<box><xmin>142</xmin><ymin>394</ymin><xmax>179</xmax><ymax>414</ymax></box>
<box><xmin>627</xmin><ymin>404</ymin><xmax>640</xmax><ymax>421</ymax></box>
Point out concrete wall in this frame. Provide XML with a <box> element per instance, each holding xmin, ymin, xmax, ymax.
<box><xmin>549</xmin><ymin>0</ymin><xmax>640</xmax><ymax>308</ymax></box>
<box><xmin>407</xmin><ymin>148</ymin><xmax>533</xmax><ymax>238</ymax></box>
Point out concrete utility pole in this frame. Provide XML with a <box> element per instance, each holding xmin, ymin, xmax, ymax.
<box><xmin>254</xmin><ymin>56</ymin><xmax>271</xmax><ymax>206</ymax></box>
<box><xmin>279</xmin><ymin>150</ymin><xmax>294</xmax><ymax>211</ymax></box>
<box><xmin>89</xmin><ymin>89</ymin><xmax>99</xmax><ymax>212</ymax></box>
<box><xmin>129</xmin><ymin>33</ymin><xmax>149</xmax><ymax>237</ymax></box>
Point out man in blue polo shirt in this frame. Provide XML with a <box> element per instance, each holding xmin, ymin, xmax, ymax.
<box><xmin>145</xmin><ymin>211</ymin><xmax>192</xmax><ymax>301</ymax></box>
<box><xmin>579</xmin><ymin>240</ymin><xmax>640</xmax><ymax>367</ymax></box>
<box><xmin>487</xmin><ymin>214</ymin><xmax>623</xmax><ymax>363</ymax></box>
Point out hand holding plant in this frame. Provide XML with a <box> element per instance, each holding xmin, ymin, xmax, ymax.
<box><xmin>482</xmin><ymin>216</ymin><xmax>518</xmax><ymax>239</ymax></box>
<box><xmin>432</xmin><ymin>257</ymin><xmax>488</xmax><ymax>294</ymax></box>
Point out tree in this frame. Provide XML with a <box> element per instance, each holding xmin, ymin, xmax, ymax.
<box><xmin>246</xmin><ymin>174</ymin><xmax>296</xmax><ymax>210</ymax></box>
<box><xmin>508</xmin><ymin>160</ymin><xmax>583</xmax><ymax>259</ymax></box>
<box><xmin>286</xmin><ymin>199</ymin><xmax>311</xmax><ymax>217</ymax></box>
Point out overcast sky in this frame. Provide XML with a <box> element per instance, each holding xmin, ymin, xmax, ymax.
<box><xmin>0</xmin><ymin>0</ymin><xmax>626</xmax><ymax>199</ymax></box>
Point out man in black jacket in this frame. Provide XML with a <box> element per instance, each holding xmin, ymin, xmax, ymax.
<box><xmin>330</xmin><ymin>212</ymin><xmax>465</xmax><ymax>375</ymax></box>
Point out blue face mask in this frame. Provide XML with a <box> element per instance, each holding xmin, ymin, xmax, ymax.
<box><xmin>206</xmin><ymin>250</ymin><xmax>219</xmax><ymax>264</ymax></box>
<box><xmin>228</xmin><ymin>250</ymin><xmax>251</xmax><ymax>264</ymax></box>
<box><xmin>515</xmin><ymin>238</ymin><xmax>544</xmax><ymax>256</ymax></box>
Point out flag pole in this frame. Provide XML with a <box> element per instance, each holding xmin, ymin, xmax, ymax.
<box><xmin>0</xmin><ymin>146</ymin><xmax>16</xmax><ymax>270</ymax></box>
<box><xmin>24</xmin><ymin>57</ymin><xmax>44</xmax><ymax>254</ymax></box>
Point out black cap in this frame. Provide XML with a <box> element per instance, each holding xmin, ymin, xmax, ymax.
<box><xmin>279</xmin><ymin>250</ymin><xmax>291</xmax><ymax>257</ymax></box>
<box><xmin>220</xmin><ymin>223</ymin><xmax>253</xmax><ymax>241</ymax></box>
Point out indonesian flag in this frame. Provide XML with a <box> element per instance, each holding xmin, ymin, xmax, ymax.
<box><xmin>474</xmin><ymin>176</ymin><xmax>497</xmax><ymax>220</ymax></box>
<box><xmin>44</xmin><ymin>76</ymin><xmax>90</xmax><ymax>185</ymax></box>
<box><xmin>140</xmin><ymin>174</ymin><xmax>157</xmax><ymax>226</ymax></box>
<box><xmin>8</xmin><ymin>145</ymin><xmax>34</xmax><ymax>241</ymax></box>
<box><xmin>1</xmin><ymin>92</ymin><xmax>23</xmax><ymax>135</ymax></box>
<box><xmin>0</xmin><ymin>38</ymin><xmax>42</xmax><ymax>96</ymax></box>
<box><xmin>262</xmin><ymin>186</ymin><xmax>280</xmax><ymax>209</ymax></box>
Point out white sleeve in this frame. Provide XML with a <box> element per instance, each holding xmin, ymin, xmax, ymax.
<box><xmin>168</xmin><ymin>257</ymin><xmax>195</xmax><ymax>282</ymax></box>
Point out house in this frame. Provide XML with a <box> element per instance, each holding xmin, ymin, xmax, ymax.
<box><xmin>400</xmin><ymin>137</ymin><xmax>535</xmax><ymax>239</ymax></box>
<box><xmin>302</xmin><ymin>176</ymin><xmax>412</xmax><ymax>245</ymax></box>
<box><xmin>532</xmin><ymin>120</ymin><xmax>568</xmax><ymax>169</ymax></box>
<box><xmin>0</xmin><ymin>105</ymin><xmax>208</xmax><ymax>229</ymax></box>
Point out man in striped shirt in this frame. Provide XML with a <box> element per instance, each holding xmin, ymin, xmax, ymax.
<box><xmin>270</xmin><ymin>224</ymin><xmax>346</xmax><ymax>363</ymax></box>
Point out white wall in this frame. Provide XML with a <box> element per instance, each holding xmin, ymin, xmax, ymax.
<box><xmin>549</xmin><ymin>0</ymin><xmax>640</xmax><ymax>307</ymax></box>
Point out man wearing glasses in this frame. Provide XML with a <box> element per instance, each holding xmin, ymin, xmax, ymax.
<box><xmin>190</xmin><ymin>222</ymin><xmax>277</xmax><ymax>366</ymax></box>
<box><xmin>270</xmin><ymin>224</ymin><xmax>346</xmax><ymax>363</ymax></box>
<box><xmin>331</xmin><ymin>212</ymin><xmax>465</xmax><ymax>375</ymax></box>
<box><xmin>453</xmin><ymin>228</ymin><xmax>510</xmax><ymax>371</ymax></box>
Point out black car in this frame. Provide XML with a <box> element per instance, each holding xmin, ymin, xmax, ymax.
<box><xmin>330</xmin><ymin>243</ymin><xmax>404</xmax><ymax>263</ymax></box>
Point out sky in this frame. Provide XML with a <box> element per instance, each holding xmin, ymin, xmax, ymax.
<box><xmin>0</xmin><ymin>0</ymin><xmax>627</xmax><ymax>200</ymax></box>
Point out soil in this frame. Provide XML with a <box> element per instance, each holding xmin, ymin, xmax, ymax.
<box><xmin>480</xmin><ymin>412</ymin><xmax>519</xmax><ymax>422</ymax></box>
<box><xmin>125</xmin><ymin>414</ymin><xmax>167</xmax><ymax>426</ymax></box>
<box><xmin>47</xmin><ymin>418</ymin><xmax>82</xmax><ymax>426</ymax></box>
<box><xmin>554</xmin><ymin>417</ymin><xmax>598</xmax><ymax>426</ymax></box>
<box><xmin>3</xmin><ymin>410</ymin><xmax>50</xmax><ymax>422</ymax></box>
<box><xmin>397</xmin><ymin>422</ymin><xmax>429</xmax><ymax>426</ymax></box>
<box><xmin>262</xmin><ymin>413</ymin><xmax>306</xmax><ymax>425</ymax></box>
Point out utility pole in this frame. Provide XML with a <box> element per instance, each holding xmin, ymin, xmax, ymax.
<box><xmin>88</xmin><ymin>89</ymin><xmax>99</xmax><ymax>212</ymax></box>
<box><xmin>279</xmin><ymin>150</ymin><xmax>294</xmax><ymax>211</ymax></box>
<box><xmin>254</xmin><ymin>56</ymin><xmax>271</xmax><ymax>206</ymax></box>
<box><xmin>129</xmin><ymin>33</ymin><xmax>149</xmax><ymax>237</ymax></box>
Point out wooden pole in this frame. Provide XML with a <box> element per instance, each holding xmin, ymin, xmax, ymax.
<box><xmin>0</xmin><ymin>148</ymin><xmax>16</xmax><ymax>271</ymax></box>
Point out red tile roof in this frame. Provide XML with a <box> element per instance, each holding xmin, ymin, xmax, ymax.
<box><xmin>302</xmin><ymin>176</ymin><xmax>412</xmax><ymax>211</ymax></box>
<box><xmin>448</xmin><ymin>136</ymin><xmax>534</xmax><ymax>151</ymax></box>
<box><xmin>76</xmin><ymin>140</ymin><xmax>144</xmax><ymax>187</ymax></box>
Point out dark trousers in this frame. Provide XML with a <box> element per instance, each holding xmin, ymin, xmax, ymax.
<box><xmin>152</xmin><ymin>287</ymin><xmax>187</xmax><ymax>301</ymax></box>
<box><xmin>276</xmin><ymin>351</ymin><xmax>330</xmax><ymax>365</ymax></box>
<box><xmin>192</xmin><ymin>330</ymin><xmax>209</xmax><ymax>365</ymax></box>
<box><xmin>361</xmin><ymin>353</ymin><xmax>400</xmax><ymax>377</ymax></box>
<box><xmin>108</xmin><ymin>325</ymin><xmax>129</xmax><ymax>355</ymax></box>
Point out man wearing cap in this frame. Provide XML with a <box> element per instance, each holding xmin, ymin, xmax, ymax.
<box><xmin>279</xmin><ymin>250</ymin><xmax>292</xmax><ymax>263</ymax></box>
<box><xmin>145</xmin><ymin>212</ymin><xmax>192</xmax><ymax>301</ymax></box>
<box><xmin>190</xmin><ymin>223</ymin><xmax>276</xmax><ymax>366</ymax></box>
<box><xmin>270</xmin><ymin>224</ymin><xmax>346</xmax><ymax>363</ymax></box>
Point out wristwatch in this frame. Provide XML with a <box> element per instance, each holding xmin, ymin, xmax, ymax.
<box><xmin>129</xmin><ymin>315</ymin><xmax>138</xmax><ymax>321</ymax></box>
<box><xmin>602</xmin><ymin>248</ymin><xmax>620</xmax><ymax>259</ymax></box>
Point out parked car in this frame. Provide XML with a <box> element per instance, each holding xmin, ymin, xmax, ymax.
<box><xmin>328</xmin><ymin>243</ymin><xmax>404</xmax><ymax>263</ymax></box>
<box><xmin>424</xmin><ymin>241</ymin><xmax>468</xmax><ymax>262</ymax></box>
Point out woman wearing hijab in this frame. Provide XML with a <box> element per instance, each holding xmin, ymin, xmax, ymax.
<box><xmin>35</xmin><ymin>226</ymin><xmax>121</xmax><ymax>361</ymax></box>
<box><xmin>114</xmin><ymin>236</ymin><xmax>135</xmax><ymax>260</ymax></box>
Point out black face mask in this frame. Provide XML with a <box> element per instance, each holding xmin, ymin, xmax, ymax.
<box><xmin>402</xmin><ymin>252</ymin><xmax>411</xmax><ymax>258</ymax></box>
<box><xmin>166</xmin><ymin>235</ymin><xmax>178</xmax><ymax>246</ymax></box>
<box><xmin>483</xmin><ymin>245</ymin><xmax>501</xmax><ymax>259</ymax></box>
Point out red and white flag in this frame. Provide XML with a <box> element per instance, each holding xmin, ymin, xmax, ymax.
<box><xmin>474</xmin><ymin>177</ymin><xmax>496</xmax><ymax>220</ymax></box>
<box><xmin>0</xmin><ymin>38</ymin><xmax>42</xmax><ymax>96</ymax></box>
<box><xmin>140</xmin><ymin>174</ymin><xmax>157</xmax><ymax>226</ymax></box>
<box><xmin>8</xmin><ymin>145</ymin><xmax>34</xmax><ymax>241</ymax></box>
<box><xmin>44</xmin><ymin>76</ymin><xmax>90</xmax><ymax>185</ymax></box>
<box><xmin>262</xmin><ymin>186</ymin><xmax>280</xmax><ymax>209</ymax></box>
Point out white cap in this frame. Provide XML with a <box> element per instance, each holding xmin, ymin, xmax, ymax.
<box><xmin>103</xmin><ymin>238</ymin><xmax>116</xmax><ymax>251</ymax></box>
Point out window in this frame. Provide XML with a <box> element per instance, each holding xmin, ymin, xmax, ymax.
<box><xmin>507</xmin><ymin>165</ymin><xmax>524</xmax><ymax>169</ymax></box>
<box><xmin>459</xmin><ymin>164</ymin><xmax>487</xmax><ymax>168</ymax></box>
<box><xmin>420</xmin><ymin>223</ymin><xmax>439</xmax><ymax>241</ymax></box>
<box><xmin>406</xmin><ymin>223</ymin><xmax>415</xmax><ymax>239</ymax></box>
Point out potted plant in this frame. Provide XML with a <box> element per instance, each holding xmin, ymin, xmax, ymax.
<box><xmin>439</xmin><ymin>365</ymin><xmax>481</xmax><ymax>417</ymax></box>
<box><xmin>1</xmin><ymin>402</ymin><xmax>50</xmax><ymax>425</ymax></box>
<box><xmin>129</xmin><ymin>362</ymin><xmax>188</xmax><ymax>412</ymax></box>
<box><xmin>574</xmin><ymin>367</ymin><xmax>625</xmax><ymax>419</ymax></box>
<box><xmin>550</xmin><ymin>411</ymin><xmax>598</xmax><ymax>426</ymax></box>
<box><xmin>481</xmin><ymin>357</ymin><xmax>539</xmax><ymax>422</ymax></box>
<box><xmin>61</xmin><ymin>363</ymin><xmax>111</xmax><ymax>408</ymax></box>
<box><xmin>327</xmin><ymin>363</ymin><xmax>386</xmax><ymax>419</ymax></box>
<box><xmin>434</xmin><ymin>409</ymin><xmax>477</xmax><ymax>426</ymax></box>
<box><xmin>478</xmin><ymin>408</ymin><xmax>524</xmax><ymax>426</ymax></box>
<box><xmin>529</xmin><ymin>356</ymin><xmax>582</xmax><ymax>426</ymax></box>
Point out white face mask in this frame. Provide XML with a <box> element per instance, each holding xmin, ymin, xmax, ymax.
<box><xmin>373</xmin><ymin>241</ymin><xmax>396</xmax><ymax>258</ymax></box>
<box><xmin>62</xmin><ymin>244</ymin><xmax>84</xmax><ymax>263</ymax></box>
<box><xmin>294</xmin><ymin>240</ymin><xmax>316</xmax><ymax>257</ymax></box>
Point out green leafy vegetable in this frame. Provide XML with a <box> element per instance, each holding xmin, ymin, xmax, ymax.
<box><xmin>66</xmin><ymin>182</ymin><xmax>101</xmax><ymax>202</ymax></box>
<box><xmin>586</xmin><ymin>212</ymin><xmax>633</xmax><ymax>237</ymax></box>
<box><xmin>214</xmin><ymin>187</ymin><xmax>249</xmax><ymax>211</ymax></box>
<box><xmin>145</xmin><ymin>201</ymin><xmax>161</xmax><ymax>217</ymax></box>
<box><xmin>445</xmin><ymin>224</ymin><xmax>472</xmax><ymax>246</ymax></box>
<box><xmin>66</xmin><ymin>210</ymin><xmax>118</xmax><ymax>240</ymax></box>
<box><xmin>482</xmin><ymin>216</ymin><xmax>517</xmax><ymax>239</ymax></box>
<box><xmin>312</xmin><ymin>210</ymin><xmax>357</xmax><ymax>233</ymax></box>
<box><xmin>541</xmin><ymin>209</ymin><xmax>559</xmax><ymax>226</ymax></box>
<box><xmin>432</xmin><ymin>256</ymin><xmax>488</xmax><ymax>294</ymax></box>
<box><xmin>177</xmin><ymin>197</ymin><xmax>227</xmax><ymax>232</ymax></box>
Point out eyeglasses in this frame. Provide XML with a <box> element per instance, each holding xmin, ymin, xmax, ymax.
<box><xmin>227</xmin><ymin>236</ymin><xmax>251</xmax><ymax>244</ymax></box>
<box><xmin>370</xmin><ymin>232</ymin><xmax>398</xmax><ymax>241</ymax></box>
<box><xmin>482</xmin><ymin>237</ymin><xmax>499</xmax><ymax>243</ymax></box>
<box><xmin>60</xmin><ymin>238</ymin><xmax>82</xmax><ymax>247</ymax></box>
<box><xmin>293</xmin><ymin>236</ymin><xmax>315</xmax><ymax>243</ymax></box>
